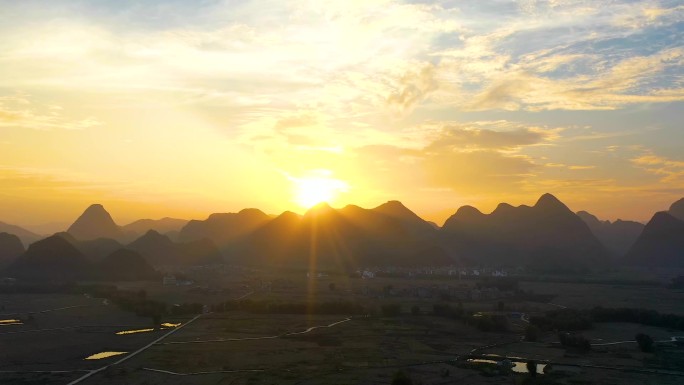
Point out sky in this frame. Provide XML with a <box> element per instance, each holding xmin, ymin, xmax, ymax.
<box><xmin>0</xmin><ymin>0</ymin><xmax>683</xmax><ymax>231</ymax></box>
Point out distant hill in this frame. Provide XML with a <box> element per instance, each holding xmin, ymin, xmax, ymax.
<box><xmin>20</xmin><ymin>222</ymin><xmax>69</xmax><ymax>236</ymax></box>
<box><xmin>127</xmin><ymin>230</ymin><xmax>177</xmax><ymax>266</ymax></box>
<box><xmin>179</xmin><ymin>209</ymin><xmax>270</xmax><ymax>249</ymax></box>
<box><xmin>238</xmin><ymin>202</ymin><xmax>451</xmax><ymax>269</ymax></box>
<box><xmin>127</xmin><ymin>230</ymin><xmax>222</xmax><ymax>266</ymax></box>
<box><xmin>94</xmin><ymin>249</ymin><xmax>158</xmax><ymax>281</ymax></box>
<box><xmin>54</xmin><ymin>232</ymin><xmax>123</xmax><ymax>262</ymax></box>
<box><xmin>121</xmin><ymin>217</ymin><xmax>188</xmax><ymax>240</ymax></box>
<box><xmin>0</xmin><ymin>232</ymin><xmax>25</xmax><ymax>269</ymax></box>
<box><xmin>669</xmin><ymin>198</ymin><xmax>684</xmax><ymax>221</ymax></box>
<box><xmin>441</xmin><ymin>193</ymin><xmax>610</xmax><ymax>271</ymax></box>
<box><xmin>373</xmin><ymin>200</ymin><xmax>439</xmax><ymax>240</ymax></box>
<box><xmin>0</xmin><ymin>221</ymin><xmax>41</xmax><ymax>247</ymax></box>
<box><xmin>5</xmin><ymin>233</ymin><xmax>159</xmax><ymax>281</ymax></box>
<box><xmin>624</xmin><ymin>212</ymin><xmax>684</xmax><ymax>267</ymax></box>
<box><xmin>178</xmin><ymin>239</ymin><xmax>223</xmax><ymax>266</ymax></box>
<box><xmin>576</xmin><ymin>211</ymin><xmax>644</xmax><ymax>257</ymax></box>
<box><xmin>6</xmin><ymin>235</ymin><xmax>90</xmax><ymax>280</ymax></box>
<box><xmin>67</xmin><ymin>204</ymin><xmax>123</xmax><ymax>241</ymax></box>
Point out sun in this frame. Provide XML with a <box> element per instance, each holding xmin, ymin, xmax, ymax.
<box><xmin>293</xmin><ymin>173</ymin><xmax>348</xmax><ymax>208</ymax></box>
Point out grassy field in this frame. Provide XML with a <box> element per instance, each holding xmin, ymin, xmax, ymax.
<box><xmin>0</xmin><ymin>293</ymin><xmax>191</xmax><ymax>384</ymax></box>
<box><xmin>519</xmin><ymin>281</ymin><xmax>684</xmax><ymax>314</ymax></box>
<box><xmin>4</xmin><ymin>272</ymin><xmax>684</xmax><ymax>384</ymax></box>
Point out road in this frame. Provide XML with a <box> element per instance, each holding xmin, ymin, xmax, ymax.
<box><xmin>66</xmin><ymin>313</ymin><xmax>203</xmax><ymax>385</ymax></box>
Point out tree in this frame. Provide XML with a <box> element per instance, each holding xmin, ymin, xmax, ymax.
<box><xmin>391</xmin><ymin>370</ymin><xmax>413</xmax><ymax>385</ymax></box>
<box><xmin>328</xmin><ymin>282</ymin><xmax>336</xmax><ymax>291</ymax></box>
<box><xmin>526</xmin><ymin>360</ymin><xmax>537</xmax><ymax>377</ymax></box>
<box><xmin>525</xmin><ymin>324</ymin><xmax>540</xmax><ymax>342</ymax></box>
<box><xmin>635</xmin><ymin>333</ymin><xmax>654</xmax><ymax>352</ymax></box>
<box><xmin>411</xmin><ymin>305</ymin><xmax>421</xmax><ymax>315</ymax></box>
<box><xmin>497</xmin><ymin>300</ymin><xmax>505</xmax><ymax>311</ymax></box>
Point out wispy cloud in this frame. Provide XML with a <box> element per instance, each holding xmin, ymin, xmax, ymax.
<box><xmin>0</xmin><ymin>95</ymin><xmax>100</xmax><ymax>130</ymax></box>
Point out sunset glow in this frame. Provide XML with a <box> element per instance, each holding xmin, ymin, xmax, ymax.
<box><xmin>293</xmin><ymin>172</ymin><xmax>349</xmax><ymax>208</ymax></box>
<box><xmin>0</xmin><ymin>1</ymin><xmax>683</xmax><ymax>230</ymax></box>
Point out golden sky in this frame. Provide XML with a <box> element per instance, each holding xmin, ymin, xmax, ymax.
<box><xmin>1</xmin><ymin>0</ymin><xmax>683</xmax><ymax>231</ymax></box>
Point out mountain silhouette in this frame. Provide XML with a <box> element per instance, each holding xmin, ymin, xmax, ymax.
<box><xmin>127</xmin><ymin>230</ymin><xmax>222</xmax><ymax>266</ymax></box>
<box><xmin>6</xmin><ymin>235</ymin><xmax>89</xmax><ymax>280</ymax></box>
<box><xmin>577</xmin><ymin>211</ymin><xmax>644</xmax><ymax>256</ymax></box>
<box><xmin>178</xmin><ymin>238</ymin><xmax>223</xmax><ymax>266</ymax></box>
<box><xmin>121</xmin><ymin>217</ymin><xmax>188</xmax><ymax>240</ymax></box>
<box><xmin>373</xmin><ymin>200</ymin><xmax>438</xmax><ymax>240</ymax></box>
<box><xmin>442</xmin><ymin>193</ymin><xmax>610</xmax><ymax>271</ymax></box>
<box><xmin>0</xmin><ymin>221</ymin><xmax>41</xmax><ymax>247</ymax></box>
<box><xmin>624</xmin><ymin>211</ymin><xmax>684</xmax><ymax>267</ymax></box>
<box><xmin>94</xmin><ymin>249</ymin><xmax>158</xmax><ymax>281</ymax></box>
<box><xmin>0</xmin><ymin>232</ymin><xmax>25</xmax><ymax>269</ymax></box>
<box><xmin>127</xmin><ymin>230</ymin><xmax>178</xmax><ymax>265</ymax></box>
<box><xmin>179</xmin><ymin>209</ymin><xmax>270</xmax><ymax>249</ymax></box>
<box><xmin>237</xmin><ymin>201</ymin><xmax>451</xmax><ymax>269</ymax></box>
<box><xmin>53</xmin><ymin>232</ymin><xmax>124</xmax><ymax>262</ymax></box>
<box><xmin>669</xmin><ymin>198</ymin><xmax>684</xmax><ymax>221</ymax></box>
<box><xmin>67</xmin><ymin>204</ymin><xmax>122</xmax><ymax>241</ymax></box>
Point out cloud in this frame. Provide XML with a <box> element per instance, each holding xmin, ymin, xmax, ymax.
<box><xmin>0</xmin><ymin>95</ymin><xmax>100</xmax><ymax>130</ymax></box>
<box><xmin>631</xmin><ymin>152</ymin><xmax>684</xmax><ymax>183</ymax></box>
<box><xmin>424</xmin><ymin>121</ymin><xmax>557</xmax><ymax>151</ymax></box>
<box><xmin>470</xmin><ymin>48</ymin><xmax>684</xmax><ymax>111</ymax></box>
<box><xmin>423</xmin><ymin>150</ymin><xmax>536</xmax><ymax>193</ymax></box>
<box><xmin>387</xmin><ymin>63</ymin><xmax>439</xmax><ymax>112</ymax></box>
<box><xmin>612</xmin><ymin>4</ymin><xmax>684</xmax><ymax>29</ymax></box>
<box><xmin>349</xmin><ymin>120</ymin><xmax>559</xmax><ymax>194</ymax></box>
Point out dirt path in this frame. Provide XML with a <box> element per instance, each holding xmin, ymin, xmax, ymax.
<box><xmin>157</xmin><ymin>316</ymin><xmax>353</xmax><ymax>345</ymax></box>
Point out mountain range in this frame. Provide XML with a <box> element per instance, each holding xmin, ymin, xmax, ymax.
<box><xmin>0</xmin><ymin>221</ymin><xmax>41</xmax><ymax>247</ymax></box>
<box><xmin>66</xmin><ymin>204</ymin><xmax>188</xmax><ymax>242</ymax></box>
<box><xmin>0</xmin><ymin>233</ymin><xmax>25</xmax><ymax>269</ymax></box>
<box><xmin>669</xmin><ymin>198</ymin><xmax>684</xmax><ymax>221</ymax></box>
<box><xmin>576</xmin><ymin>211</ymin><xmax>644</xmax><ymax>257</ymax></box>
<box><xmin>128</xmin><ymin>230</ymin><xmax>223</xmax><ymax>266</ymax></box>
<box><xmin>441</xmin><ymin>194</ymin><xmax>610</xmax><ymax>271</ymax></box>
<box><xmin>2</xmin><ymin>193</ymin><xmax>684</xmax><ymax>280</ymax></box>
<box><xmin>5</xmin><ymin>234</ymin><xmax>158</xmax><ymax>281</ymax></box>
<box><xmin>623</xmin><ymin>209</ymin><xmax>684</xmax><ymax>267</ymax></box>
<box><xmin>234</xmin><ymin>201</ymin><xmax>450</xmax><ymax>269</ymax></box>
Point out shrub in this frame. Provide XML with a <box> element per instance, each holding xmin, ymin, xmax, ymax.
<box><xmin>525</xmin><ymin>324</ymin><xmax>540</xmax><ymax>342</ymax></box>
<box><xmin>381</xmin><ymin>304</ymin><xmax>402</xmax><ymax>317</ymax></box>
<box><xmin>558</xmin><ymin>332</ymin><xmax>591</xmax><ymax>351</ymax></box>
<box><xmin>635</xmin><ymin>333</ymin><xmax>654</xmax><ymax>352</ymax></box>
<box><xmin>526</xmin><ymin>360</ymin><xmax>537</xmax><ymax>377</ymax></box>
<box><xmin>391</xmin><ymin>370</ymin><xmax>413</xmax><ymax>385</ymax></box>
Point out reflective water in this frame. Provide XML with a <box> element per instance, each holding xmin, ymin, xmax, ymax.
<box><xmin>116</xmin><ymin>328</ymin><xmax>155</xmax><ymax>335</ymax></box>
<box><xmin>512</xmin><ymin>361</ymin><xmax>547</xmax><ymax>373</ymax></box>
<box><xmin>467</xmin><ymin>358</ymin><xmax>546</xmax><ymax>374</ymax></box>
<box><xmin>0</xmin><ymin>319</ymin><xmax>23</xmax><ymax>326</ymax></box>
<box><xmin>160</xmin><ymin>322</ymin><xmax>181</xmax><ymax>328</ymax></box>
<box><xmin>115</xmin><ymin>322</ymin><xmax>181</xmax><ymax>335</ymax></box>
<box><xmin>85</xmin><ymin>351</ymin><xmax>128</xmax><ymax>360</ymax></box>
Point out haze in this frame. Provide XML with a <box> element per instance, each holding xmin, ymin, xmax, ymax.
<box><xmin>1</xmin><ymin>0</ymin><xmax>683</xmax><ymax>230</ymax></box>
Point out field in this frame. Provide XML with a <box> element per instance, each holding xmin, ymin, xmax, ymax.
<box><xmin>519</xmin><ymin>281</ymin><xmax>684</xmax><ymax>314</ymax></box>
<box><xmin>3</xmin><ymin>272</ymin><xmax>684</xmax><ymax>384</ymax></box>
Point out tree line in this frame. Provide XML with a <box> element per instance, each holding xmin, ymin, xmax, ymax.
<box><xmin>210</xmin><ymin>298</ymin><xmax>366</xmax><ymax>315</ymax></box>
